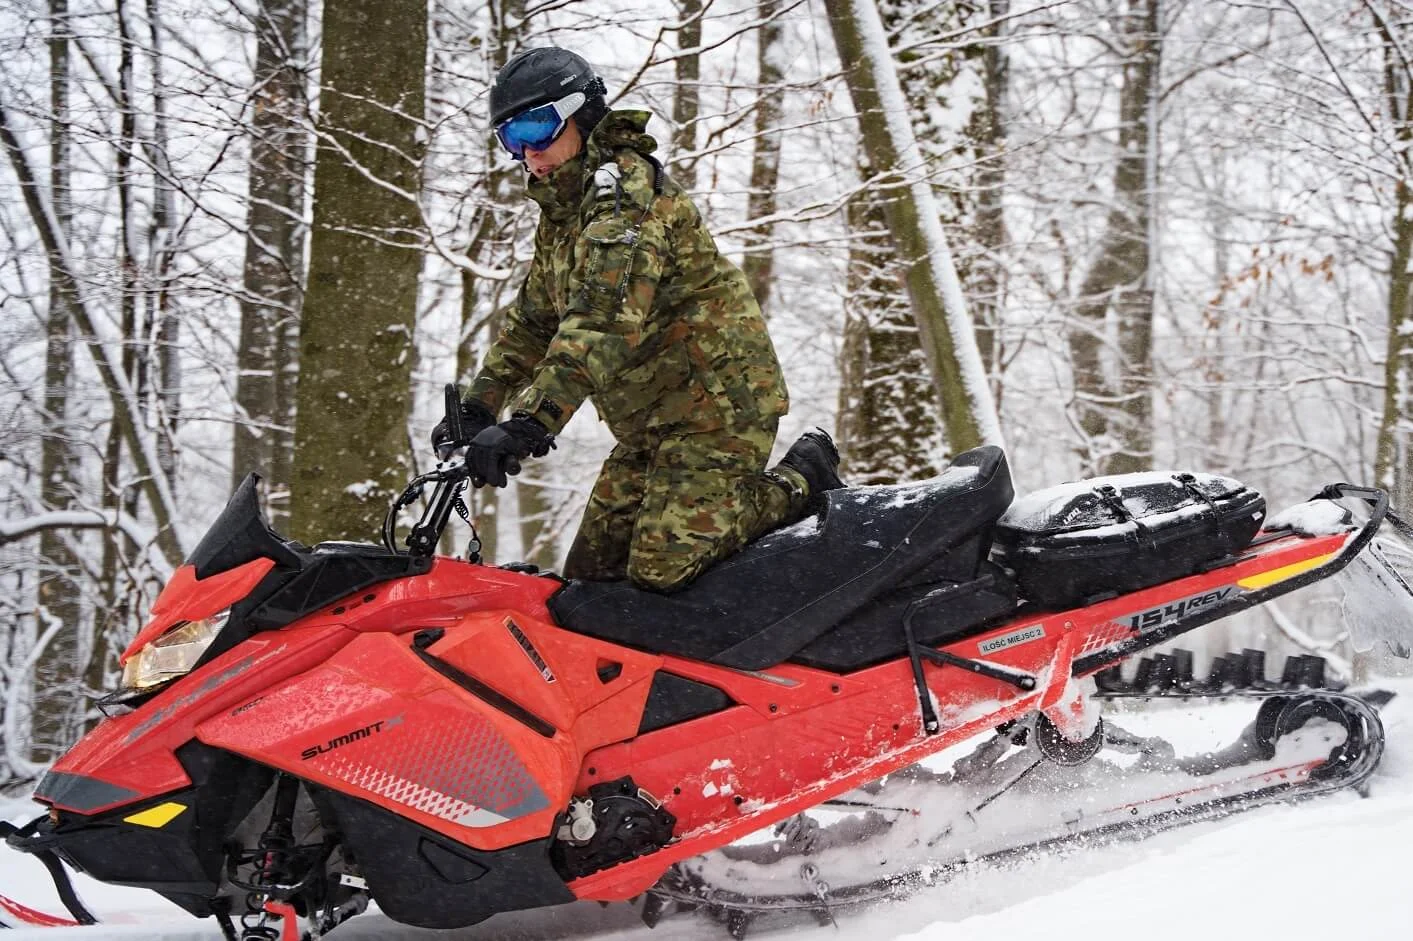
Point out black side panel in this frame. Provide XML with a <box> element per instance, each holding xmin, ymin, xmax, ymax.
<box><xmin>174</xmin><ymin>741</ymin><xmax>278</xmax><ymax>887</ymax></box>
<box><xmin>246</xmin><ymin>548</ymin><xmax>431</xmax><ymax>630</ymax></box>
<box><xmin>31</xmin><ymin>801</ymin><xmax>215</xmax><ymax>899</ymax></box>
<box><xmin>187</xmin><ymin>473</ymin><xmax>303</xmax><ymax>579</ymax></box>
<box><xmin>19</xmin><ymin>743</ymin><xmax>274</xmax><ymax>916</ymax></box>
<box><xmin>316</xmin><ymin>789</ymin><xmax>573</xmax><ymax>928</ymax></box>
<box><xmin>638</xmin><ymin>673</ymin><xmax>734</xmax><ymax>734</ymax></box>
<box><xmin>790</xmin><ymin>562</ymin><xmax>1019</xmax><ymax>672</ymax></box>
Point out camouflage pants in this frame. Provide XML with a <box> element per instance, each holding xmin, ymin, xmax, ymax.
<box><xmin>563</xmin><ymin>420</ymin><xmax>799</xmax><ymax>592</ymax></box>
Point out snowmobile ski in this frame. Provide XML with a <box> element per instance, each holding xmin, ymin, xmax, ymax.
<box><xmin>0</xmin><ymin>892</ymin><xmax>82</xmax><ymax>929</ymax></box>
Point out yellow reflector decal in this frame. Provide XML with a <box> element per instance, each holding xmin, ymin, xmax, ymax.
<box><xmin>123</xmin><ymin>802</ymin><xmax>187</xmax><ymax>828</ymax></box>
<box><xmin>1238</xmin><ymin>553</ymin><xmax>1336</xmax><ymax>591</ymax></box>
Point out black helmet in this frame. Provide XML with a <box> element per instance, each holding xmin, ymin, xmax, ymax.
<box><xmin>489</xmin><ymin>47</ymin><xmax>608</xmax><ymax>134</ymax></box>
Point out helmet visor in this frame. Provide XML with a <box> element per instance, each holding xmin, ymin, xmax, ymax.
<box><xmin>495</xmin><ymin>92</ymin><xmax>586</xmax><ymax>160</ymax></box>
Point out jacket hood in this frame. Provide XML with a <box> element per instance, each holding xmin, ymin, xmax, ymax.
<box><xmin>585</xmin><ymin>110</ymin><xmax>657</xmax><ymax>165</ymax></box>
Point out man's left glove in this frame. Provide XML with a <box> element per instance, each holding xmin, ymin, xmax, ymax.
<box><xmin>468</xmin><ymin>413</ymin><xmax>555</xmax><ymax>487</ymax></box>
<box><xmin>430</xmin><ymin>399</ymin><xmax>496</xmax><ymax>460</ymax></box>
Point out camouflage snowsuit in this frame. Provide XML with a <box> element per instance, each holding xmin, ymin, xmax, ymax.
<box><xmin>467</xmin><ymin>111</ymin><xmax>799</xmax><ymax>591</ymax></box>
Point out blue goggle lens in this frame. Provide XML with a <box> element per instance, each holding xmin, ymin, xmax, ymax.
<box><xmin>496</xmin><ymin>102</ymin><xmax>566</xmax><ymax>160</ymax></box>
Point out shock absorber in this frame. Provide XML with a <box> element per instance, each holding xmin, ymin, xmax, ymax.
<box><xmin>231</xmin><ymin>774</ymin><xmax>302</xmax><ymax>941</ymax></box>
<box><xmin>251</xmin><ymin>774</ymin><xmax>300</xmax><ymax>894</ymax></box>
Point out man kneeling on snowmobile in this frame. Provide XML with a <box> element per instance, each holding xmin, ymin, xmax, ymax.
<box><xmin>431</xmin><ymin>47</ymin><xmax>843</xmax><ymax>592</ymax></box>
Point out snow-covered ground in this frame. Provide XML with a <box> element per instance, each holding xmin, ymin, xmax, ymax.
<box><xmin>4</xmin><ymin>680</ymin><xmax>1412</xmax><ymax>941</ymax></box>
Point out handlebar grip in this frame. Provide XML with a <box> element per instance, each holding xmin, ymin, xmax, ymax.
<box><xmin>444</xmin><ymin>384</ymin><xmax>464</xmax><ymax>444</ymax></box>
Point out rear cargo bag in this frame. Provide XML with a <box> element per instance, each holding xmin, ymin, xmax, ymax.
<box><xmin>994</xmin><ymin>472</ymin><xmax>1266</xmax><ymax>609</ymax></box>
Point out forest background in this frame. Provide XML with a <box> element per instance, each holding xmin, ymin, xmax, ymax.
<box><xmin>2</xmin><ymin>0</ymin><xmax>1409</xmax><ymax>783</ymax></box>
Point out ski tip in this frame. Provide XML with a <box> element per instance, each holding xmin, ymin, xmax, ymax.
<box><xmin>0</xmin><ymin>892</ymin><xmax>82</xmax><ymax>928</ymax></box>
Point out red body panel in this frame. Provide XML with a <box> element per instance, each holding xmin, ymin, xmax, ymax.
<box><xmin>53</xmin><ymin>557</ymin><xmax>560</xmax><ymax>814</ymax></box>
<box><xmin>48</xmin><ymin>623</ymin><xmax>351</xmax><ymax>813</ymax></box>
<box><xmin>199</xmin><ymin>612</ymin><xmax>659</xmax><ymax>851</ymax></box>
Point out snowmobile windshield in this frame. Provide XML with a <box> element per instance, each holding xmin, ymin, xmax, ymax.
<box><xmin>1314</xmin><ymin>495</ymin><xmax>1413</xmax><ymax>660</ymax></box>
<box><xmin>185</xmin><ymin>473</ymin><xmax>303</xmax><ymax>580</ymax></box>
<box><xmin>1340</xmin><ymin>532</ymin><xmax>1413</xmax><ymax>660</ymax></box>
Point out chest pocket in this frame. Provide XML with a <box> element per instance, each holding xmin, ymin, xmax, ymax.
<box><xmin>577</xmin><ymin>215</ymin><xmax>641</xmax><ymax>316</ymax></box>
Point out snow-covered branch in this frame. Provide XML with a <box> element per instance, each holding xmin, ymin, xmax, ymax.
<box><xmin>0</xmin><ymin>510</ymin><xmax>154</xmax><ymax>550</ymax></box>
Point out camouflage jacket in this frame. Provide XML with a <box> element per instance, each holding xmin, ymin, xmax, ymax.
<box><xmin>468</xmin><ymin>110</ymin><xmax>788</xmax><ymax>441</ymax></box>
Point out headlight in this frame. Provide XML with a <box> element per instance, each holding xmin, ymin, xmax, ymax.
<box><xmin>120</xmin><ymin>610</ymin><xmax>230</xmax><ymax>690</ymax></box>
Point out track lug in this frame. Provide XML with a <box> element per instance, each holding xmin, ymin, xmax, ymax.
<box><xmin>1173</xmin><ymin>648</ymin><xmax>1196</xmax><ymax>690</ymax></box>
<box><xmin>640</xmin><ymin>891</ymin><xmax>671</xmax><ymax>928</ymax></box>
<box><xmin>726</xmin><ymin>909</ymin><xmax>752</xmax><ymax>939</ymax></box>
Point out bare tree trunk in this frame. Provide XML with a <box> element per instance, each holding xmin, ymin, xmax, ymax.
<box><xmin>837</xmin><ymin>153</ymin><xmax>946</xmax><ymax>482</ymax></box>
<box><xmin>824</xmin><ymin>0</ymin><xmax>1002</xmax><ymax>453</ymax></box>
<box><xmin>671</xmin><ymin>0</ymin><xmax>702</xmax><ymax>187</ymax></box>
<box><xmin>453</xmin><ymin>0</ymin><xmax>528</xmax><ymax>563</ymax></box>
<box><xmin>91</xmin><ymin>0</ymin><xmax>143</xmax><ymax>732</ymax></box>
<box><xmin>146</xmin><ymin>0</ymin><xmax>179</xmax><ymax>490</ymax></box>
<box><xmin>740</xmin><ymin>0</ymin><xmax>786</xmax><ymax>315</ymax></box>
<box><xmin>1067</xmin><ymin>0</ymin><xmax>1160</xmax><ymax>476</ymax></box>
<box><xmin>290</xmin><ymin>0</ymin><xmax>427</xmax><ymax>545</ymax></box>
<box><xmin>234</xmin><ymin>0</ymin><xmax>308</xmax><ymax>530</ymax></box>
<box><xmin>968</xmin><ymin>0</ymin><xmax>1009</xmax><ymax>405</ymax></box>
<box><xmin>32</xmin><ymin>0</ymin><xmax>83</xmax><ymax>763</ymax></box>
<box><xmin>1375</xmin><ymin>15</ymin><xmax>1413</xmax><ymax>511</ymax></box>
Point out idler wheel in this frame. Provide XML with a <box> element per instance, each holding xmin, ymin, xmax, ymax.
<box><xmin>1036</xmin><ymin>712</ymin><xmax>1105</xmax><ymax>766</ymax></box>
<box><xmin>1270</xmin><ymin>695</ymin><xmax>1358</xmax><ymax>780</ymax></box>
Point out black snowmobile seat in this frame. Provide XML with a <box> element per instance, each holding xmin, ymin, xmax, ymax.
<box><xmin>548</xmin><ymin>445</ymin><xmax>1015</xmax><ymax>670</ymax></box>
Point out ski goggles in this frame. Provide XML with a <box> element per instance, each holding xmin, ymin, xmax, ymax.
<box><xmin>494</xmin><ymin>92</ymin><xmax>586</xmax><ymax>160</ymax></box>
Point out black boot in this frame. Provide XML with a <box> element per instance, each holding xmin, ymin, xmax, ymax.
<box><xmin>777</xmin><ymin>429</ymin><xmax>845</xmax><ymax>497</ymax></box>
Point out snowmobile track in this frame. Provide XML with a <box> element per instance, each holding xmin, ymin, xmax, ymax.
<box><xmin>644</xmin><ymin>687</ymin><xmax>1386</xmax><ymax>938</ymax></box>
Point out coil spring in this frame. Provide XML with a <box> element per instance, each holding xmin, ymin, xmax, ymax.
<box><xmin>237</xmin><ymin>910</ymin><xmax>281</xmax><ymax>941</ymax></box>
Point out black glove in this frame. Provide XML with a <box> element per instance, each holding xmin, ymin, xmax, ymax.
<box><xmin>468</xmin><ymin>413</ymin><xmax>555</xmax><ymax>487</ymax></box>
<box><xmin>431</xmin><ymin>399</ymin><xmax>496</xmax><ymax>460</ymax></box>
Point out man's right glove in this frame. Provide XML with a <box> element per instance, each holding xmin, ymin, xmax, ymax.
<box><xmin>467</xmin><ymin>413</ymin><xmax>555</xmax><ymax>487</ymax></box>
<box><xmin>431</xmin><ymin>399</ymin><xmax>496</xmax><ymax>460</ymax></box>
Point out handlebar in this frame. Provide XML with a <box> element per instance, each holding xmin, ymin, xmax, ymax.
<box><xmin>381</xmin><ymin>384</ymin><xmax>483</xmax><ymax>560</ymax></box>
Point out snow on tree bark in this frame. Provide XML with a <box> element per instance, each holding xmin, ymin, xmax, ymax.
<box><xmin>741</xmin><ymin>0</ymin><xmax>787</xmax><ymax>316</ymax></box>
<box><xmin>1374</xmin><ymin>9</ymin><xmax>1413</xmax><ymax>513</ymax></box>
<box><xmin>290</xmin><ymin>0</ymin><xmax>427</xmax><ymax>545</ymax></box>
<box><xmin>0</xmin><ymin>114</ymin><xmax>185</xmax><ymax>566</ymax></box>
<box><xmin>824</xmin><ymin>0</ymin><xmax>1004</xmax><ymax>455</ymax></box>
<box><xmin>967</xmin><ymin>0</ymin><xmax>1010</xmax><ymax>405</ymax></box>
<box><xmin>837</xmin><ymin>153</ymin><xmax>947</xmax><ymax>483</ymax></box>
<box><xmin>672</xmin><ymin>0</ymin><xmax>703</xmax><ymax>189</ymax></box>
<box><xmin>32</xmin><ymin>0</ymin><xmax>84</xmax><ymax>764</ymax></box>
<box><xmin>234</xmin><ymin>0</ymin><xmax>310</xmax><ymax>531</ymax></box>
<box><xmin>1067</xmin><ymin>0</ymin><xmax>1160</xmax><ymax>477</ymax></box>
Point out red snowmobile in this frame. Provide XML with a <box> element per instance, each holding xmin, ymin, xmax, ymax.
<box><xmin>4</xmin><ymin>391</ymin><xmax>1411</xmax><ymax>940</ymax></box>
